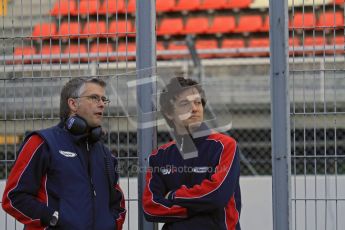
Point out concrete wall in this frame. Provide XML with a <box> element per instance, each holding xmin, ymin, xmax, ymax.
<box><xmin>1</xmin><ymin>176</ymin><xmax>344</xmax><ymax>230</ymax></box>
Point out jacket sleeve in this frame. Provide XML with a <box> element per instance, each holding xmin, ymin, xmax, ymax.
<box><xmin>142</xmin><ymin>149</ymin><xmax>188</xmax><ymax>223</ymax></box>
<box><xmin>168</xmin><ymin>138</ymin><xmax>240</xmax><ymax>214</ymax></box>
<box><xmin>1</xmin><ymin>135</ymin><xmax>55</xmax><ymax>228</ymax></box>
<box><xmin>112</xmin><ymin>155</ymin><xmax>126</xmax><ymax>230</ymax></box>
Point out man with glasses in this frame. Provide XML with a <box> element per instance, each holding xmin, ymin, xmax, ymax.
<box><xmin>142</xmin><ymin>77</ymin><xmax>241</xmax><ymax>230</ymax></box>
<box><xmin>2</xmin><ymin>78</ymin><xmax>126</xmax><ymax>230</ymax></box>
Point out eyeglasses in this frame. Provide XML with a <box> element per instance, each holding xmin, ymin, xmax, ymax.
<box><xmin>75</xmin><ymin>94</ymin><xmax>110</xmax><ymax>105</ymax></box>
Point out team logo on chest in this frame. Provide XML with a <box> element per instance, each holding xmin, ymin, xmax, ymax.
<box><xmin>59</xmin><ymin>150</ymin><xmax>77</xmax><ymax>158</ymax></box>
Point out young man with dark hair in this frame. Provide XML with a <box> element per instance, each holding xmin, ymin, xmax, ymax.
<box><xmin>2</xmin><ymin>77</ymin><xmax>126</xmax><ymax>230</ymax></box>
<box><xmin>142</xmin><ymin>77</ymin><xmax>241</xmax><ymax>230</ymax></box>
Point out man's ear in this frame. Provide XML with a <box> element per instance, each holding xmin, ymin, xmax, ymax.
<box><xmin>67</xmin><ymin>98</ymin><xmax>78</xmax><ymax>115</ymax></box>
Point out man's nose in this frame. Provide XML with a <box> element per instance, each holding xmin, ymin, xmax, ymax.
<box><xmin>191</xmin><ymin>102</ymin><xmax>198</xmax><ymax>111</ymax></box>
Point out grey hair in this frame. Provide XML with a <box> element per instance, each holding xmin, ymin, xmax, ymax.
<box><xmin>59</xmin><ymin>77</ymin><xmax>106</xmax><ymax>121</ymax></box>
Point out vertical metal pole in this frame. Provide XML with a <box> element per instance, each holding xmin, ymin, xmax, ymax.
<box><xmin>136</xmin><ymin>0</ymin><xmax>156</xmax><ymax>230</ymax></box>
<box><xmin>269</xmin><ymin>0</ymin><xmax>291</xmax><ymax>230</ymax></box>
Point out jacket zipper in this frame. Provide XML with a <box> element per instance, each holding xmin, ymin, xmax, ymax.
<box><xmin>86</xmin><ymin>139</ymin><xmax>96</xmax><ymax>230</ymax></box>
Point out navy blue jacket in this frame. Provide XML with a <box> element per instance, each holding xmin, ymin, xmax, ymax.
<box><xmin>143</xmin><ymin>127</ymin><xmax>241</xmax><ymax>230</ymax></box>
<box><xmin>2</xmin><ymin>123</ymin><xmax>126</xmax><ymax>230</ymax></box>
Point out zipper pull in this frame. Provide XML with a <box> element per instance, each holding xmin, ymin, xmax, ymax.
<box><xmin>91</xmin><ymin>178</ymin><xmax>97</xmax><ymax>197</ymax></box>
<box><xmin>86</xmin><ymin>139</ymin><xmax>89</xmax><ymax>151</ymax></box>
<box><xmin>180</xmin><ymin>137</ymin><xmax>184</xmax><ymax>152</ymax></box>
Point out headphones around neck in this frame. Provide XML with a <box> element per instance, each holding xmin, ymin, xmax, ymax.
<box><xmin>65</xmin><ymin>115</ymin><xmax>103</xmax><ymax>142</ymax></box>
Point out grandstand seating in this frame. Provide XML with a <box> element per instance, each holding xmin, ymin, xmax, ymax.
<box><xmin>99</xmin><ymin>0</ymin><xmax>126</xmax><ymax>14</ymax></box>
<box><xmin>290</xmin><ymin>12</ymin><xmax>316</xmax><ymax>30</ymax></box>
<box><xmin>13</xmin><ymin>46</ymin><xmax>36</xmax><ymax>64</ymax></box>
<box><xmin>77</xmin><ymin>0</ymin><xmax>101</xmax><ymax>16</ymax></box>
<box><xmin>156</xmin><ymin>0</ymin><xmax>176</xmax><ymax>13</ymax></box>
<box><xmin>9</xmin><ymin>0</ymin><xmax>345</xmax><ymax>64</ymax></box>
<box><xmin>199</xmin><ymin>0</ymin><xmax>227</xmax><ymax>11</ymax></box>
<box><xmin>247</xmin><ymin>38</ymin><xmax>270</xmax><ymax>56</ymax></box>
<box><xmin>182</xmin><ymin>16</ymin><xmax>209</xmax><ymax>34</ymax></box>
<box><xmin>195</xmin><ymin>39</ymin><xmax>218</xmax><ymax>58</ymax></box>
<box><xmin>81</xmin><ymin>20</ymin><xmax>107</xmax><ymax>38</ymax></box>
<box><xmin>234</xmin><ymin>15</ymin><xmax>263</xmax><ymax>33</ymax></box>
<box><xmin>108</xmin><ymin>19</ymin><xmax>134</xmax><ymax>37</ymax></box>
<box><xmin>207</xmin><ymin>15</ymin><xmax>236</xmax><ymax>34</ymax></box>
<box><xmin>50</xmin><ymin>0</ymin><xmax>77</xmax><ymax>16</ymax></box>
<box><xmin>63</xmin><ymin>43</ymin><xmax>88</xmax><ymax>62</ymax></box>
<box><xmin>127</xmin><ymin>0</ymin><xmax>136</xmax><ymax>13</ymax></box>
<box><xmin>317</xmin><ymin>11</ymin><xmax>344</xmax><ymax>30</ymax></box>
<box><xmin>224</xmin><ymin>0</ymin><xmax>252</xmax><ymax>10</ymax></box>
<box><xmin>173</xmin><ymin>0</ymin><xmax>200</xmax><ymax>12</ymax></box>
<box><xmin>57</xmin><ymin>21</ymin><xmax>82</xmax><ymax>39</ymax></box>
<box><xmin>90</xmin><ymin>43</ymin><xmax>115</xmax><ymax>61</ymax></box>
<box><xmin>39</xmin><ymin>45</ymin><xmax>62</xmax><ymax>63</ymax></box>
<box><xmin>32</xmin><ymin>23</ymin><xmax>57</xmax><ymax>39</ymax></box>
<box><xmin>157</xmin><ymin>18</ymin><xmax>184</xmax><ymax>35</ymax></box>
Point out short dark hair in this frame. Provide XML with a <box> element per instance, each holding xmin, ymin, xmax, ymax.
<box><xmin>59</xmin><ymin>77</ymin><xmax>106</xmax><ymax>121</ymax></box>
<box><xmin>159</xmin><ymin>77</ymin><xmax>206</xmax><ymax>128</ymax></box>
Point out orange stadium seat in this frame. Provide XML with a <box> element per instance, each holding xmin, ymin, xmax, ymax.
<box><xmin>117</xmin><ymin>42</ymin><xmax>136</xmax><ymax>60</ymax></box>
<box><xmin>303</xmin><ymin>36</ymin><xmax>328</xmax><ymax>55</ymax></box>
<box><xmin>234</xmin><ymin>15</ymin><xmax>263</xmax><ymax>33</ymax></box>
<box><xmin>32</xmin><ymin>23</ymin><xmax>57</xmax><ymax>40</ymax></box>
<box><xmin>331</xmin><ymin>36</ymin><xmax>345</xmax><ymax>45</ymax></box>
<box><xmin>248</xmin><ymin>38</ymin><xmax>270</xmax><ymax>47</ymax></box>
<box><xmin>329</xmin><ymin>36</ymin><xmax>345</xmax><ymax>54</ymax></box>
<box><xmin>77</xmin><ymin>0</ymin><xmax>101</xmax><ymax>16</ymax></box>
<box><xmin>99</xmin><ymin>0</ymin><xmax>125</xmax><ymax>14</ymax></box>
<box><xmin>317</xmin><ymin>11</ymin><xmax>344</xmax><ymax>30</ymax></box>
<box><xmin>173</xmin><ymin>0</ymin><xmax>200</xmax><ymax>12</ymax></box>
<box><xmin>156</xmin><ymin>0</ymin><xmax>176</xmax><ymax>12</ymax></box>
<box><xmin>290</xmin><ymin>12</ymin><xmax>316</xmax><ymax>30</ymax></box>
<box><xmin>208</xmin><ymin>15</ymin><xmax>236</xmax><ymax>34</ymax></box>
<box><xmin>63</xmin><ymin>44</ymin><xmax>88</xmax><ymax>62</ymax></box>
<box><xmin>108</xmin><ymin>19</ymin><xmax>134</xmax><ymax>38</ymax></box>
<box><xmin>303</xmin><ymin>36</ymin><xmax>327</xmax><ymax>46</ymax></box>
<box><xmin>127</xmin><ymin>0</ymin><xmax>136</xmax><ymax>13</ymax></box>
<box><xmin>13</xmin><ymin>46</ymin><xmax>36</xmax><ymax>64</ymax></box>
<box><xmin>289</xmin><ymin>37</ymin><xmax>300</xmax><ymax>47</ymax></box>
<box><xmin>199</xmin><ymin>0</ymin><xmax>227</xmax><ymax>10</ymax></box>
<box><xmin>50</xmin><ymin>0</ymin><xmax>77</xmax><ymax>16</ymax></box>
<box><xmin>334</xmin><ymin>0</ymin><xmax>344</xmax><ymax>5</ymax></box>
<box><xmin>248</xmin><ymin>37</ymin><xmax>270</xmax><ymax>56</ymax></box>
<box><xmin>166</xmin><ymin>42</ymin><xmax>188</xmax><ymax>59</ymax></box>
<box><xmin>90</xmin><ymin>43</ymin><xmax>115</xmax><ymax>61</ymax></box>
<box><xmin>195</xmin><ymin>39</ymin><xmax>218</xmax><ymax>58</ymax></box>
<box><xmin>58</xmin><ymin>22</ymin><xmax>82</xmax><ymax>39</ymax></box>
<box><xmin>218</xmin><ymin>38</ymin><xmax>245</xmax><ymax>57</ymax></box>
<box><xmin>224</xmin><ymin>0</ymin><xmax>252</xmax><ymax>10</ymax></box>
<box><xmin>157</xmin><ymin>18</ymin><xmax>184</xmax><ymax>35</ymax></box>
<box><xmin>222</xmin><ymin>38</ymin><xmax>245</xmax><ymax>48</ymax></box>
<box><xmin>81</xmin><ymin>21</ymin><xmax>107</xmax><ymax>38</ymax></box>
<box><xmin>182</xmin><ymin>16</ymin><xmax>209</xmax><ymax>34</ymax></box>
<box><xmin>39</xmin><ymin>45</ymin><xmax>62</xmax><ymax>63</ymax></box>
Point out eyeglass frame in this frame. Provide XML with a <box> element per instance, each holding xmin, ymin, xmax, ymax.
<box><xmin>74</xmin><ymin>94</ymin><xmax>111</xmax><ymax>105</ymax></box>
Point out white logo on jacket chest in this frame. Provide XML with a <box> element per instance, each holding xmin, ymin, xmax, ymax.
<box><xmin>59</xmin><ymin>150</ymin><xmax>77</xmax><ymax>158</ymax></box>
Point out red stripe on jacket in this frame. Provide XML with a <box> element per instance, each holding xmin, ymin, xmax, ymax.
<box><xmin>1</xmin><ymin>135</ymin><xmax>46</xmax><ymax>229</ymax></box>
<box><xmin>225</xmin><ymin>195</ymin><xmax>240</xmax><ymax>230</ymax></box>
<box><xmin>115</xmin><ymin>184</ymin><xmax>126</xmax><ymax>230</ymax></box>
<box><xmin>143</xmin><ymin>141</ymin><xmax>188</xmax><ymax>218</ymax></box>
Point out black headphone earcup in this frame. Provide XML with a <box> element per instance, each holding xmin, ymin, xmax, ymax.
<box><xmin>65</xmin><ymin>116</ymin><xmax>88</xmax><ymax>135</ymax></box>
<box><xmin>89</xmin><ymin>126</ymin><xmax>103</xmax><ymax>142</ymax></box>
